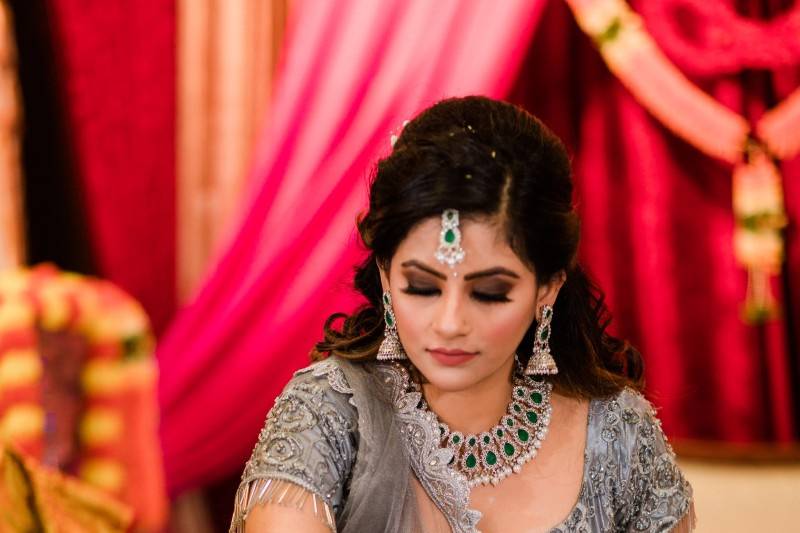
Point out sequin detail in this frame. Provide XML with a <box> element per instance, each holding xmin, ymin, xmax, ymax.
<box><xmin>231</xmin><ymin>358</ymin><xmax>694</xmax><ymax>533</ymax></box>
<box><xmin>375</xmin><ymin>363</ymin><xmax>481</xmax><ymax>532</ymax></box>
<box><xmin>229</xmin><ymin>359</ymin><xmax>357</xmax><ymax>532</ymax></box>
<box><xmin>549</xmin><ymin>389</ymin><xmax>695</xmax><ymax>532</ymax></box>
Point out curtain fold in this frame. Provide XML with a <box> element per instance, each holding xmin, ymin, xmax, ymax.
<box><xmin>158</xmin><ymin>0</ymin><xmax>546</xmax><ymax>494</ymax></box>
<box><xmin>0</xmin><ymin>0</ymin><xmax>24</xmax><ymax>270</ymax></box>
<box><xmin>176</xmin><ymin>0</ymin><xmax>290</xmax><ymax>301</ymax></box>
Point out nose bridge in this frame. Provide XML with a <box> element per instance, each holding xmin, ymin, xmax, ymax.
<box><xmin>435</xmin><ymin>282</ymin><xmax>467</xmax><ymax>335</ymax></box>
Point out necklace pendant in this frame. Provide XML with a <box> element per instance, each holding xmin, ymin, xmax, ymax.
<box><xmin>407</xmin><ymin>367</ymin><xmax>553</xmax><ymax>488</ymax></box>
<box><xmin>432</xmin><ymin>375</ymin><xmax>553</xmax><ymax>488</ymax></box>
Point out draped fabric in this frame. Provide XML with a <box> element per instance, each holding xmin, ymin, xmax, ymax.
<box><xmin>0</xmin><ymin>0</ymin><xmax>24</xmax><ymax>270</ymax></box>
<box><xmin>158</xmin><ymin>0</ymin><xmax>547</xmax><ymax>494</ymax></box>
<box><xmin>176</xmin><ymin>0</ymin><xmax>291</xmax><ymax>301</ymax></box>
<box><xmin>508</xmin><ymin>0</ymin><xmax>800</xmax><ymax>444</ymax></box>
<box><xmin>44</xmin><ymin>0</ymin><xmax>175</xmax><ymax>334</ymax></box>
<box><xmin>159</xmin><ymin>0</ymin><xmax>799</xmax><ymax>498</ymax></box>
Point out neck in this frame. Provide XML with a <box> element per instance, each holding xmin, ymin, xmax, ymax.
<box><xmin>421</xmin><ymin>358</ymin><xmax>515</xmax><ymax>435</ymax></box>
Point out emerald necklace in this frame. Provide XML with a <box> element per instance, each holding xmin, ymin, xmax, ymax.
<box><xmin>411</xmin><ymin>373</ymin><xmax>553</xmax><ymax>488</ymax></box>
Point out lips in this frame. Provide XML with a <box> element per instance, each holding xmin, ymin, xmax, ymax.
<box><xmin>427</xmin><ymin>347</ymin><xmax>478</xmax><ymax>366</ymax></box>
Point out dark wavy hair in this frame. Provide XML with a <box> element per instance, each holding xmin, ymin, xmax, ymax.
<box><xmin>311</xmin><ymin>96</ymin><xmax>643</xmax><ymax>399</ymax></box>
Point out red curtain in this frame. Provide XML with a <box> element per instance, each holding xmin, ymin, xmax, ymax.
<box><xmin>509</xmin><ymin>0</ymin><xmax>800</xmax><ymax>443</ymax></box>
<box><xmin>44</xmin><ymin>0</ymin><xmax>176</xmax><ymax>334</ymax></box>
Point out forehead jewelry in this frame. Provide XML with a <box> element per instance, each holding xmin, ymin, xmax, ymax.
<box><xmin>434</xmin><ymin>209</ymin><xmax>465</xmax><ymax>268</ymax></box>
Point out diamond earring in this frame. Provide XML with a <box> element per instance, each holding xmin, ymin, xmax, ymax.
<box><xmin>525</xmin><ymin>304</ymin><xmax>557</xmax><ymax>375</ymax></box>
<box><xmin>377</xmin><ymin>290</ymin><xmax>407</xmax><ymax>361</ymax></box>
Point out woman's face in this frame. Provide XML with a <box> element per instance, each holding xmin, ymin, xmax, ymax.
<box><xmin>380</xmin><ymin>216</ymin><xmax>562</xmax><ymax>393</ymax></box>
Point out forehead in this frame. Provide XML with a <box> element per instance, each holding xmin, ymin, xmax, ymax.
<box><xmin>394</xmin><ymin>216</ymin><xmax>528</xmax><ymax>271</ymax></box>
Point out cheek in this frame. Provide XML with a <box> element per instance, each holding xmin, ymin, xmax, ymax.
<box><xmin>392</xmin><ymin>295</ymin><xmax>429</xmax><ymax>338</ymax></box>
<box><xmin>476</xmin><ymin>304</ymin><xmax>533</xmax><ymax>349</ymax></box>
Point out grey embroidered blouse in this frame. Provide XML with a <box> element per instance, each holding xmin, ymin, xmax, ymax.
<box><xmin>230</xmin><ymin>356</ymin><xmax>695</xmax><ymax>532</ymax></box>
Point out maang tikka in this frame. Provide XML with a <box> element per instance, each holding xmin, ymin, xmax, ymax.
<box><xmin>525</xmin><ymin>304</ymin><xmax>558</xmax><ymax>375</ymax></box>
<box><xmin>377</xmin><ymin>290</ymin><xmax>406</xmax><ymax>361</ymax></box>
<box><xmin>435</xmin><ymin>209</ymin><xmax>465</xmax><ymax>268</ymax></box>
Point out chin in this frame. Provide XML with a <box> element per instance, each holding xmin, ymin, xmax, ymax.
<box><xmin>409</xmin><ymin>358</ymin><xmax>490</xmax><ymax>393</ymax></box>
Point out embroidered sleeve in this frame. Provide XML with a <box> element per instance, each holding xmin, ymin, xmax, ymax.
<box><xmin>617</xmin><ymin>390</ymin><xmax>696</xmax><ymax>532</ymax></box>
<box><xmin>229</xmin><ymin>361</ymin><xmax>358</xmax><ymax>532</ymax></box>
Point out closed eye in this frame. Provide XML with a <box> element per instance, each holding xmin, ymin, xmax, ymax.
<box><xmin>401</xmin><ymin>285</ymin><xmax>511</xmax><ymax>303</ymax></box>
<box><xmin>401</xmin><ymin>285</ymin><xmax>439</xmax><ymax>297</ymax></box>
<box><xmin>472</xmin><ymin>291</ymin><xmax>511</xmax><ymax>303</ymax></box>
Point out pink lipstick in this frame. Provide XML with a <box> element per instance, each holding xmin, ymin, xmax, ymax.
<box><xmin>427</xmin><ymin>347</ymin><xmax>478</xmax><ymax>366</ymax></box>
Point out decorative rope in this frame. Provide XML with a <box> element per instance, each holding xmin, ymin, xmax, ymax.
<box><xmin>565</xmin><ymin>0</ymin><xmax>797</xmax><ymax>323</ymax></box>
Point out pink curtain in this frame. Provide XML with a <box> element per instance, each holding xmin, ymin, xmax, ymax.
<box><xmin>158</xmin><ymin>0</ymin><xmax>547</xmax><ymax>494</ymax></box>
<box><xmin>508</xmin><ymin>0</ymin><xmax>799</xmax><ymax>444</ymax></box>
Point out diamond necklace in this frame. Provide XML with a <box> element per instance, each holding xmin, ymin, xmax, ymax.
<box><xmin>410</xmin><ymin>372</ymin><xmax>553</xmax><ymax>488</ymax></box>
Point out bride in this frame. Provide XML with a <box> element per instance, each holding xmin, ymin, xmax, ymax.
<box><xmin>230</xmin><ymin>96</ymin><xmax>695</xmax><ymax>532</ymax></box>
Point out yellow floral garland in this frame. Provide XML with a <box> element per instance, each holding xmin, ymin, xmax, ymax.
<box><xmin>0</xmin><ymin>264</ymin><xmax>165</xmax><ymax>529</ymax></box>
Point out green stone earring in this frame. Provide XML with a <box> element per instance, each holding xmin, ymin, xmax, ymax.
<box><xmin>525</xmin><ymin>304</ymin><xmax>557</xmax><ymax>375</ymax></box>
<box><xmin>377</xmin><ymin>290</ymin><xmax>406</xmax><ymax>361</ymax></box>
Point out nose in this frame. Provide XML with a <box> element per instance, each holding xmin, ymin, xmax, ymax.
<box><xmin>432</xmin><ymin>286</ymin><xmax>470</xmax><ymax>338</ymax></box>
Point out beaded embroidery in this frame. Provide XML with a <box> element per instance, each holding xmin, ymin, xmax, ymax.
<box><xmin>410</xmin><ymin>373</ymin><xmax>553</xmax><ymax>487</ymax></box>
<box><xmin>231</xmin><ymin>359</ymin><xmax>695</xmax><ymax>533</ymax></box>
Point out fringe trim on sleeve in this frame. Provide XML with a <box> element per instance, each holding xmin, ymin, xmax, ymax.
<box><xmin>229</xmin><ymin>478</ymin><xmax>336</xmax><ymax>532</ymax></box>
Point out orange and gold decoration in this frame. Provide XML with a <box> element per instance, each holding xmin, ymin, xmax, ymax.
<box><xmin>0</xmin><ymin>444</ymin><xmax>133</xmax><ymax>532</ymax></box>
<box><xmin>0</xmin><ymin>264</ymin><xmax>167</xmax><ymax>531</ymax></box>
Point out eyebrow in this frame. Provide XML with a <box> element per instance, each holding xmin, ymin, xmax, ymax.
<box><xmin>400</xmin><ymin>260</ymin><xmax>520</xmax><ymax>281</ymax></box>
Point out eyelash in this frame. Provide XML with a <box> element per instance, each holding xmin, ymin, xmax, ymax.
<box><xmin>401</xmin><ymin>285</ymin><xmax>511</xmax><ymax>303</ymax></box>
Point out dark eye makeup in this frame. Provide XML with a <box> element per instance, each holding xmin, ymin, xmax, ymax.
<box><xmin>400</xmin><ymin>283</ymin><xmax>512</xmax><ymax>303</ymax></box>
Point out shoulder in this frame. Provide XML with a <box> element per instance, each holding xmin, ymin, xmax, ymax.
<box><xmin>281</xmin><ymin>356</ymin><xmax>359</xmax><ymax>409</ymax></box>
<box><xmin>594</xmin><ymin>387</ymin><xmax>657</xmax><ymax>423</ymax></box>
<box><xmin>266</xmin><ymin>356</ymin><xmax>362</xmax><ymax>454</ymax></box>
<box><xmin>240</xmin><ymin>357</ymin><xmax>361</xmax><ymax>511</ymax></box>
<box><xmin>587</xmin><ymin>388</ymin><xmax>679</xmax><ymax>481</ymax></box>
<box><xmin>587</xmin><ymin>388</ymin><xmax>661</xmax><ymax>455</ymax></box>
<box><xmin>587</xmin><ymin>388</ymin><xmax>695</xmax><ymax>531</ymax></box>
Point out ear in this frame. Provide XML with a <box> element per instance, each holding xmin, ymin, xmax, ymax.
<box><xmin>377</xmin><ymin>259</ymin><xmax>390</xmax><ymax>293</ymax></box>
<box><xmin>535</xmin><ymin>270</ymin><xmax>566</xmax><ymax>319</ymax></box>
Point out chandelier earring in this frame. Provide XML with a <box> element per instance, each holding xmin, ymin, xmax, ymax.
<box><xmin>377</xmin><ymin>290</ymin><xmax>407</xmax><ymax>361</ymax></box>
<box><xmin>525</xmin><ymin>304</ymin><xmax>558</xmax><ymax>375</ymax></box>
